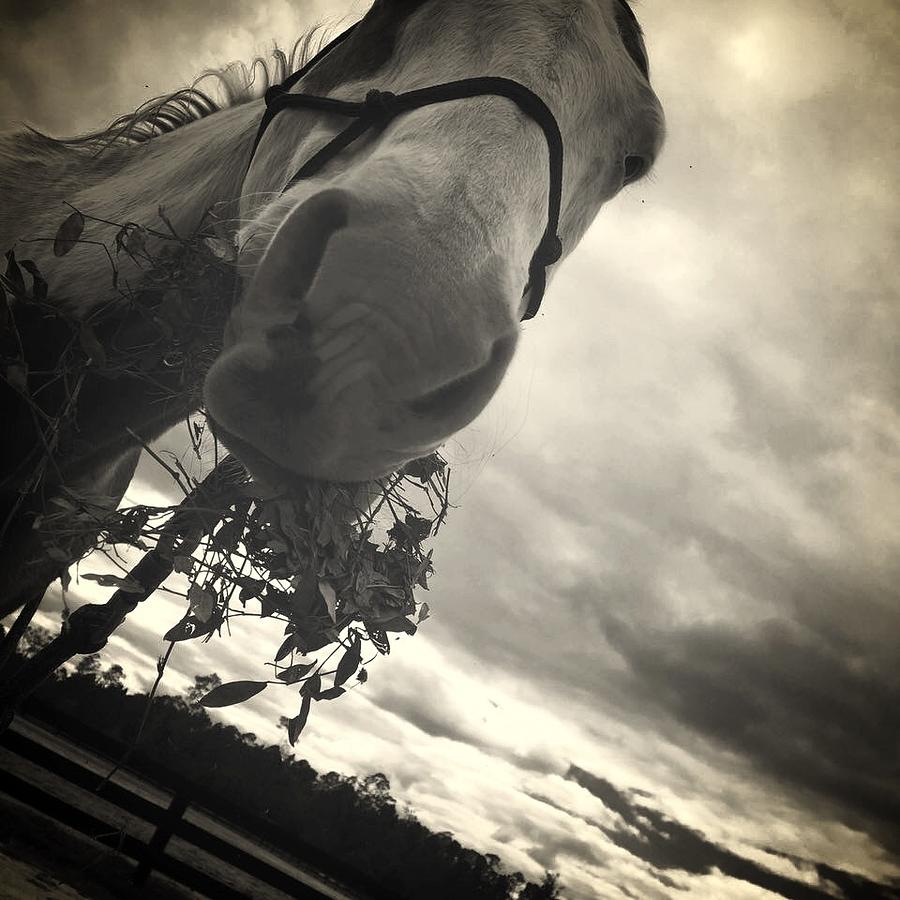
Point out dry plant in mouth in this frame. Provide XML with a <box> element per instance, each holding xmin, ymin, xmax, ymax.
<box><xmin>1</xmin><ymin>207</ymin><xmax>451</xmax><ymax>743</ymax></box>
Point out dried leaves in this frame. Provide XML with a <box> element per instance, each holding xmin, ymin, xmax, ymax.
<box><xmin>179</xmin><ymin>459</ymin><xmax>448</xmax><ymax>734</ymax></box>
<box><xmin>53</xmin><ymin>210</ymin><xmax>85</xmax><ymax>257</ymax></box>
<box><xmin>198</xmin><ymin>680</ymin><xmax>267</xmax><ymax>708</ymax></box>
<box><xmin>334</xmin><ymin>634</ymin><xmax>362</xmax><ymax>687</ymax></box>
<box><xmin>81</xmin><ymin>573</ymin><xmax>145</xmax><ymax>594</ymax></box>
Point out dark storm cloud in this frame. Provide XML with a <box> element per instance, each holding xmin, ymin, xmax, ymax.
<box><xmin>0</xmin><ymin>0</ymin><xmax>59</xmax><ymax>28</ymax></box>
<box><xmin>365</xmin><ymin>672</ymin><xmax>528</xmax><ymax>760</ymax></box>
<box><xmin>563</xmin><ymin>766</ymin><xmax>900</xmax><ymax>900</ymax></box>
<box><xmin>425</xmin><ymin>397</ymin><xmax>900</xmax><ymax>858</ymax></box>
<box><xmin>528</xmin><ymin>833</ymin><xmax>602</xmax><ymax>871</ymax></box>
<box><xmin>715</xmin><ymin>345</ymin><xmax>849</xmax><ymax>465</ymax></box>
<box><xmin>372</xmin><ymin>681</ymin><xmax>479</xmax><ymax>746</ymax></box>
<box><xmin>792</xmin><ymin>856</ymin><xmax>900</xmax><ymax>900</ymax></box>
<box><xmin>600</xmin><ymin>615</ymin><xmax>900</xmax><ymax>854</ymax></box>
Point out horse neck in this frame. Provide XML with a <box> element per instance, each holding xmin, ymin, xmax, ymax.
<box><xmin>2</xmin><ymin>101</ymin><xmax>261</xmax><ymax>318</ymax></box>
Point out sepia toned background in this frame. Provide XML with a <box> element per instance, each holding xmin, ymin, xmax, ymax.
<box><xmin>2</xmin><ymin>1</ymin><xmax>898</xmax><ymax>897</ymax></box>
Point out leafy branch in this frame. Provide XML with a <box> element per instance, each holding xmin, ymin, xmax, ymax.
<box><xmin>1</xmin><ymin>206</ymin><xmax>453</xmax><ymax>743</ymax></box>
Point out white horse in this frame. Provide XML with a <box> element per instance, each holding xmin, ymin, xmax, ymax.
<box><xmin>0</xmin><ymin>0</ymin><xmax>664</xmax><ymax>616</ymax></box>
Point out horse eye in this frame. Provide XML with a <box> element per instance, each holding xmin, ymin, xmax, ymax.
<box><xmin>623</xmin><ymin>154</ymin><xmax>646</xmax><ymax>185</ymax></box>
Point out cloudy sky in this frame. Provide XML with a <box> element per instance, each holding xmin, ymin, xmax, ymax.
<box><xmin>3</xmin><ymin>0</ymin><xmax>899</xmax><ymax>898</ymax></box>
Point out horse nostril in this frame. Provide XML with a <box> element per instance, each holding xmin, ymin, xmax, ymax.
<box><xmin>623</xmin><ymin>154</ymin><xmax>647</xmax><ymax>185</ymax></box>
<box><xmin>407</xmin><ymin>333</ymin><xmax>516</xmax><ymax>419</ymax></box>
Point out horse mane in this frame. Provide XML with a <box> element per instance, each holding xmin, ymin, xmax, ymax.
<box><xmin>30</xmin><ymin>25</ymin><xmax>334</xmax><ymax>155</ymax></box>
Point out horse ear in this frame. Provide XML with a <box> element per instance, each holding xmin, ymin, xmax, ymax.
<box><xmin>247</xmin><ymin>188</ymin><xmax>351</xmax><ymax>315</ymax></box>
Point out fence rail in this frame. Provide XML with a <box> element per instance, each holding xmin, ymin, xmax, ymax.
<box><xmin>0</xmin><ymin>707</ymin><xmax>397</xmax><ymax>900</ymax></box>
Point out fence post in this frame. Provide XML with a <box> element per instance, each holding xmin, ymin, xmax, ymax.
<box><xmin>132</xmin><ymin>791</ymin><xmax>191</xmax><ymax>885</ymax></box>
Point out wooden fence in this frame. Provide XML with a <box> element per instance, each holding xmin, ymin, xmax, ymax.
<box><xmin>0</xmin><ymin>704</ymin><xmax>400</xmax><ymax>900</ymax></box>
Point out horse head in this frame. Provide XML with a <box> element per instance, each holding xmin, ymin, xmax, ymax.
<box><xmin>204</xmin><ymin>0</ymin><xmax>664</xmax><ymax>483</ymax></box>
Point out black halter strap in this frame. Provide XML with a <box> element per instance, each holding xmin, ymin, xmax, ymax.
<box><xmin>246</xmin><ymin>24</ymin><xmax>564</xmax><ymax>321</ymax></box>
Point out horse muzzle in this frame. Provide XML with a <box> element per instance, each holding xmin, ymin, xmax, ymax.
<box><xmin>203</xmin><ymin>187</ymin><xmax>519</xmax><ymax>482</ymax></box>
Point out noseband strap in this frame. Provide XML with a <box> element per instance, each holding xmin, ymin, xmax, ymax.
<box><xmin>247</xmin><ymin>25</ymin><xmax>564</xmax><ymax>321</ymax></box>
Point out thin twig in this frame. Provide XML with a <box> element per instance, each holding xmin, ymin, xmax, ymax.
<box><xmin>125</xmin><ymin>427</ymin><xmax>191</xmax><ymax>497</ymax></box>
<box><xmin>96</xmin><ymin>641</ymin><xmax>176</xmax><ymax>790</ymax></box>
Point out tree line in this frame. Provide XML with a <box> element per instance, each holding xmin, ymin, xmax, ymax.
<box><xmin>12</xmin><ymin>625</ymin><xmax>561</xmax><ymax>900</ymax></box>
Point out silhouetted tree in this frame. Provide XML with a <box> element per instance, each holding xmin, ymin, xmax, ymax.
<box><xmin>19</xmin><ymin>624</ymin><xmax>53</xmax><ymax>655</ymax></box>
<box><xmin>521</xmin><ymin>871</ymin><xmax>562</xmax><ymax>899</ymax></box>
<box><xmin>97</xmin><ymin>663</ymin><xmax>125</xmax><ymax>689</ymax></box>
<box><xmin>74</xmin><ymin>653</ymin><xmax>101</xmax><ymax>677</ymax></box>
<box><xmin>185</xmin><ymin>672</ymin><xmax>222</xmax><ymax>705</ymax></box>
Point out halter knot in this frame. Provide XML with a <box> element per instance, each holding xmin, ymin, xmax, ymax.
<box><xmin>361</xmin><ymin>89</ymin><xmax>400</xmax><ymax>122</ymax></box>
<box><xmin>536</xmin><ymin>232</ymin><xmax>563</xmax><ymax>265</ymax></box>
<box><xmin>246</xmin><ymin>20</ymin><xmax>566</xmax><ymax>322</ymax></box>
